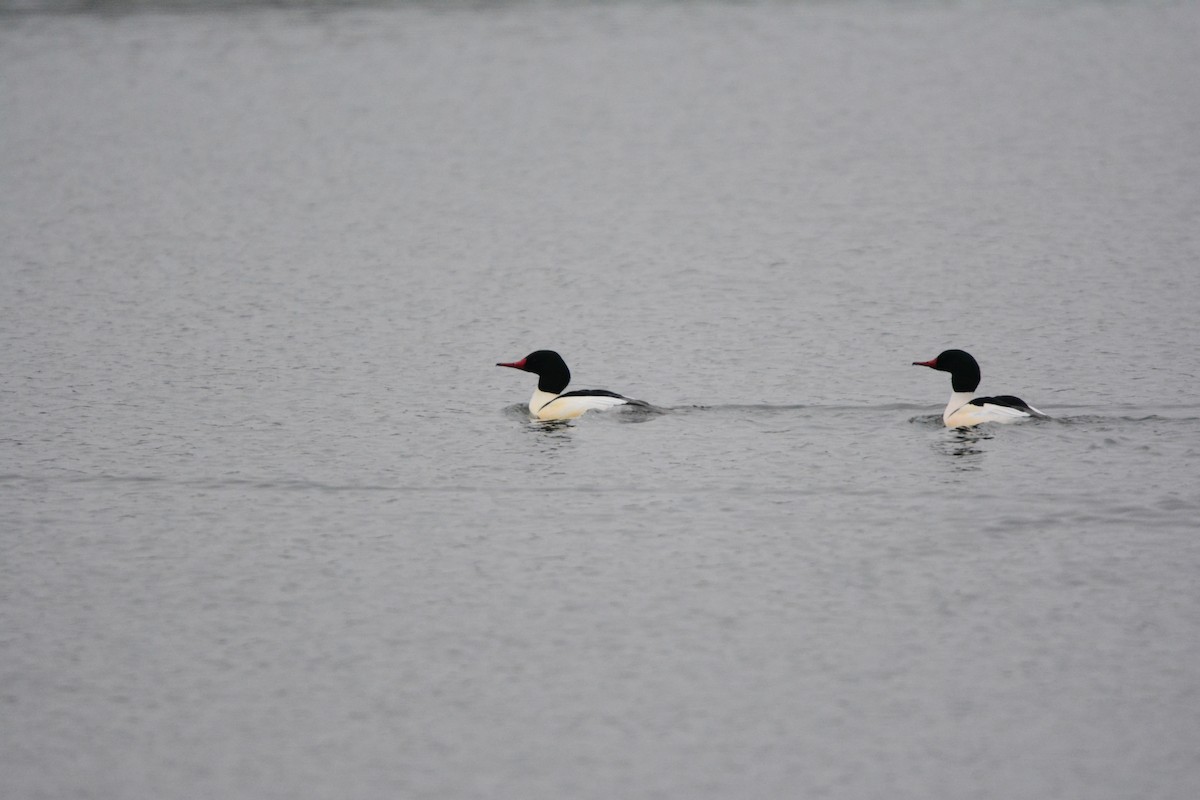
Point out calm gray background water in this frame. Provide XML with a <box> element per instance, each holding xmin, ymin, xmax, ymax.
<box><xmin>3</xmin><ymin>1</ymin><xmax>1199</xmax><ymax>798</ymax></box>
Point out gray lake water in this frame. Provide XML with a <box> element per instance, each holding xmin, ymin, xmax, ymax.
<box><xmin>3</xmin><ymin>1</ymin><xmax>1200</xmax><ymax>798</ymax></box>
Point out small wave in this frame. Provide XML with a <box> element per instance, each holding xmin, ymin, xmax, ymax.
<box><xmin>497</xmin><ymin>402</ymin><xmax>1200</xmax><ymax>429</ymax></box>
<box><xmin>608</xmin><ymin>403</ymin><xmax>668</xmax><ymax>423</ymax></box>
<box><xmin>907</xmin><ymin>412</ymin><xmax>1200</xmax><ymax>429</ymax></box>
<box><xmin>502</xmin><ymin>403</ymin><xmax>532</xmax><ymax>420</ymax></box>
<box><xmin>4</xmin><ymin>472</ymin><xmax>412</xmax><ymax>493</ymax></box>
<box><xmin>1054</xmin><ymin>414</ymin><xmax>1200</xmax><ymax>426</ymax></box>
<box><xmin>0</xmin><ymin>472</ymin><xmax>843</xmax><ymax>498</ymax></box>
<box><xmin>0</xmin><ymin>0</ymin><xmax>390</xmax><ymax>15</ymax></box>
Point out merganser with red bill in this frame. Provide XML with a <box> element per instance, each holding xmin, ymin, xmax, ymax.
<box><xmin>497</xmin><ymin>350</ymin><xmax>648</xmax><ymax>421</ymax></box>
<box><xmin>912</xmin><ymin>349</ymin><xmax>1046</xmax><ymax>428</ymax></box>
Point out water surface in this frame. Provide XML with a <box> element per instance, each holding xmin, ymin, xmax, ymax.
<box><xmin>2</xmin><ymin>2</ymin><xmax>1199</xmax><ymax>798</ymax></box>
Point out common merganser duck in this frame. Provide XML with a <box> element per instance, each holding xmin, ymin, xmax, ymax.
<box><xmin>913</xmin><ymin>349</ymin><xmax>1046</xmax><ymax>428</ymax></box>
<box><xmin>497</xmin><ymin>350</ymin><xmax>648</xmax><ymax>421</ymax></box>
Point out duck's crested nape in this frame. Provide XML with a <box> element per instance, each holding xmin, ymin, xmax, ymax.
<box><xmin>497</xmin><ymin>349</ymin><xmax>571</xmax><ymax>394</ymax></box>
<box><xmin>913</xmin><ymin>348</ymin><xmax>980</xmax><ymax>393</ymax></box>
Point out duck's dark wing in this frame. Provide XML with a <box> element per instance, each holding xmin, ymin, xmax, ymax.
<box><xmin>970</xmin><ymin>395</ymin><xmax>1046</xmax><ymax>416</ymax></box>
<box><xmin>557</xmin><ymin>389</ymin><xmax>650</xmax><ymax>407</ymax></box>
<box><xmin>558</xmin><ymin>389</ymin><xmax>627</xmax><ymax>400</ymax></box>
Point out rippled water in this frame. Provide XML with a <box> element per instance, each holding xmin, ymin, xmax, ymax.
<box><xmin>3</xmin><ymin>2</ymin><xmax>1200</xmax><ymax>798</ymax></box>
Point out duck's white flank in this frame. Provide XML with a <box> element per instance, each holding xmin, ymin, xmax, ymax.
<box><xmin>529</xmin><ymin>389</ymin><xmax>630</xmax><ymax>421</ymax></box>
<box><xmin>943</xmin><ymin>392</ymin><xmax>1040</xmax><ymax>428</ymax></box>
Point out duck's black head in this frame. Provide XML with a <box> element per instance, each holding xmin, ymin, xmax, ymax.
<box><xmin>912</xmin><ymin>348</ymin><xmax>981</xmax><ymax>392</ymax></box>
<box><xmin>497</xmin><ymin>349</ymin><xmax>571</xmax><ymax>394</ymax></box>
